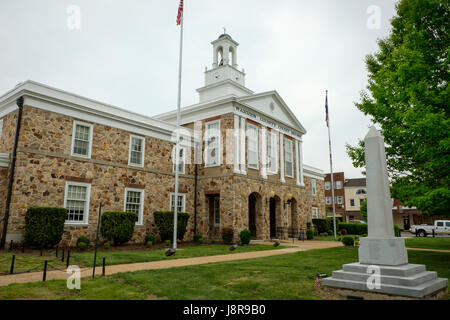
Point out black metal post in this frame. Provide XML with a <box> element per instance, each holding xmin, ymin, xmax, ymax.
<box><xmin>66</xmin><ymin>249</ymin><xmax>70</xmax><ymax>268</ymax></box>
<box><xmin>10</xmin><ymin>255</ymin><xmax>15</xmax><ymax>274</ymax></box>
<box><xmin>432</xmin><ymin>229</ymin><xmax>435</xmax><ymax>238</ymax></box>
<box><xmin>43</xmin><ymin>260</ymin><xmax>47</xmax><ymax>281</ymax></box>
<box><xmin>61</xmin><ymin>249</ymin><xmax>65</xmax><ymax>262</ymax></box>
<box><xmin>92</xmin><ymin>201</ymin><xmax>102</xmax><ymax>279</ymax></box>
<box><xmin>102</xmin><ymin>257</ymin><xmax>106</xmax><ymax>276</ymax></box>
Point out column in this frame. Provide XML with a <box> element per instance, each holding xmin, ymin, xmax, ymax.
<box><xmin>261</xmin><ymin>126</ymin><xmax>267</xmax><ymax>179</ymax></box>
<box><xmin>279</xmin><ymin>133</ymin><xmax>285</xmax><ymax>183</ymax></box>
<box><xmin>233</xmin><ymin>115</ymin><xmax>240</xmax><ymax>174</ymax></box>
<box><xmin>299</xmin><ymin>138</ymin><xmax>304</xmax><ymax>186</ymax></box>
<box><xmin>240</xmin><ymin>117</ymin><xmax>247</xmax><ymax>174</ymax></box>
<box><xmin>295</xmin><ymin>139</ymin><xmax>300</xmax><ymax>186</ymax></box>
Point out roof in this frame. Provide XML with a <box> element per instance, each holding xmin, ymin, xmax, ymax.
<box><xmin>219</xmin><ymin>33</ymin><xmax>232</xmax><ymax>39</ymax></box>
<box><xmin>344</xmin><ymin>178</ymin><xmax>366</xmax><ymax>187</ymax></box>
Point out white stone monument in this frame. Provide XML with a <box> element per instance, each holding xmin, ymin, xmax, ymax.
<box><xmin>323</xmin><ymin>127</ymin><xmax>448</xmax><ymax>298</ymax></box>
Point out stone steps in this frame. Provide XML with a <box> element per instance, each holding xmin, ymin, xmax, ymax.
<box><xmin>332</xmin><ymin>270</ymin><xmax>437</xmax><ymax>287</ymax></box>
<box><xmin>342</xmin><ymin>262</ymin><xmax>426</xmax><ymax>277</ymax></box>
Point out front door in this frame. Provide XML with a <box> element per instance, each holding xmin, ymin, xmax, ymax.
<box><xmin>403</xmin><ymin>216</ymin><xmax>410</xmax><ymax>231</ymax></box>
<box><xmin>270</xmin><ymin>198</ymin><xmax>276</xmax><ymax>238</ymax></box>
<box><xmin>249</xmin><ymin>194</ymin><xmax>257</xmax><ymax>238</ymax></box>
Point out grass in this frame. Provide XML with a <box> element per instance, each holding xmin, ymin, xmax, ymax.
<box><xmin>0</xmin><ymin>247</ymin><xmax>448</xmax><ymax>300</ymax></box>
<box><xmin>405</xmin><ymin>237</ymin><xmax>450</xmax><ymax>250</ymax></box>
<box><xmin>0</xmin><ymin>244</ymin><xmax>282</xmax><ymax>274</ymax></box>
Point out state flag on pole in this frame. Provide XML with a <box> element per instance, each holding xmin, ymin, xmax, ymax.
<box><xmin>176</xmin><ymin>0</ymin><xmax>184</xmax><ymax>25</ymax></box>
<box><xmin>325</xmin><ymin>91</ymin><xmax>329</xmax><ymax>127</ymax></box>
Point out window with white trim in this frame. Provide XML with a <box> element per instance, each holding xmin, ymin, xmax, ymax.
<box><xmin>355</xmin><ymin>188</ymin><xmax>367</xmax><ymax>195</ymax></box>
<box><xmin>335</xmin><ymin>181</ymin><xmax>343</xmax><ymax>189</ymax></box>
<box><xmin>205</xmin><ymin>120</ymin><xmax>220</xmax><ymax>167</ymax></box>
<box><xmin>267</xmin><ymin>131</ymin><xmax>277</xmax><ymax>174</ymax></box>
<box><xmin>325</xmin><ymin>181</ymin><xmax>331</xmax><ymax>190</ymax></box>
<box><xmin>337</xmin><ymin>196</ymin><xmax>344</xmax><ymax>204</ymax></box>
<box><xmin>312</xmin><ymin>207</ymin><xmax>319</xmax><ymax>219</ymax></box>
<box><xmin>284</xmin><ymin>138</ymin><xmax>293</xmax><ymax>178</ymax></box>
<box><xmin>128</xmin><ymin>135</ymin><xmax>145</xmax><ymax>167</ymax></box>
<box><xmin>350</xmin><ymin>199</ymin><xmax>355</xmax><ymax>207</ymax></box>
<box><xmin>71</xmin><ymin>121</ymin><xmax>93</xmax><ymax>158</ymax></box>
<box><xmin>311</xmin><ymin>179</ymin><xmax>317</xmax><ymax>196</ymax></box>
<box><xmin>326</xmin><ymin>196</ymin><xmax>332</xmax><ymax>205</ymax></box>
<box><xmin>172</xmin><ymin>147</ymin><xmax>185</xmax><ymax>174</ymax></box>
<box><xmin>124</xmin><ymin>188</ymin><xmax>144</xmax><ymax>225</ymax></box>
<box><xmin>170</xmin><ymin>193</ymin><xmax>186</xmax><ymax>213</ymax></box>
<box><xmin>247</xmin><ymin>124</ymin><xmax>258</xmax><ymax>169</ymax></box>
<box><xmin>64</xmin><ymin>181</ymin><xmax>91</xmax><ymax>224</ymax></box>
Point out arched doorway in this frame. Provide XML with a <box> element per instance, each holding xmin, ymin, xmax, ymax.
<box><xmin>248</xmin><ymin>192</ymin><xmax>262</xmax><ymax>239</ymax></box>
<box><xmin>269</xmin><ymin>196</ymin><xmax>281</xmax><ymax>239</ymax></box>
<box><xmin>290</xmin><ymin>198</ymin><xmax>298</xmax><ymax>238</ymax></box>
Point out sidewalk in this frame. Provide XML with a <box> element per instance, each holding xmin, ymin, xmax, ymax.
<box><xmin>0</xmin><ymin>241</ymin><xmax>342</xmax><ymax>287</ymax></box>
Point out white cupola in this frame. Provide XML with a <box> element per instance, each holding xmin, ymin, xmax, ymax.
<box><xmin>197</xmin><ymin>33</ymin><xmax>253</xmax><ymax>103</ymax></box>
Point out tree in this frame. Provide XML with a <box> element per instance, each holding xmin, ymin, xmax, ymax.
<box><xmin>360</xmin><ymin>199</ymin><xmax>367</xmax><ymax>222</ymax></box>
<box><xmin>346</xmin><ymin>0</ymin><xmax>449</xmax><ymax>217</ymax></box>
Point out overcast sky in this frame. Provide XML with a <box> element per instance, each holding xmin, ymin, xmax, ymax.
<box><xmin>0</xmin><ymin>0</ymin><xmax>397</xmax><ymax>178</ymax></box>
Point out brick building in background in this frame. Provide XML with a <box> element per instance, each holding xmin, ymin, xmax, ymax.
<box><xmin>324</xmin><ymin>172</ymin><xmax>345</xmax><ymax>220</ymax></box>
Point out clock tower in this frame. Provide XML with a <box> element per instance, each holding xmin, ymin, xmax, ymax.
<box><xmin>197</xmin><ymin>33</ymin><xmax>253</xmax><ymax>102</ymax></box>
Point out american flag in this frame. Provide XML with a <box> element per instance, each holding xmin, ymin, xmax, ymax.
<box><xmin>325</xmin><ymin>90</ymin><xmax>329</xmax><ymax>127</ymax></box>
<box><xmin>314</xmin><ymin>276</ymin><xmax>321</xmax><ymax>288</ymax></box>
<box><xmin>176</xmin><ymin>0</ymin><xmax>184</xmax><ymax>26</ymax></box>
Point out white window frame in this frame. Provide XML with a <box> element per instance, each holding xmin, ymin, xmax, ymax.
<box><xmin>350</xmin><ymin>199</ymin><xmax>355</xmax><ymax>207</ymax></box>
<box><xmin>325</xmin><ymin>181</ymin><xmax>331</xmax><ymax>190</ymax></box>
<box><xmin>267</xmin><ymin>131</ymin><xmax>278</xmax><ymax>174</ymax></box>
<box><xmin>311</xmin><ymin>179</ymin><xmax>317</xmax><ymax>196</ymax></box>
<box><xmin>247</xmin><ymin>124</ymin><xmax>259</xmax><ymax>170</ymax></box>
<box><xmin>326</xmin><ymin>196</ymin><xmax>332</xmax><ymax>205</ymax></box>
<box><xmin>124</xmin><ymin>188</ymin><xmax>145</xmax><ymax>226</ymax></box>
<box><xmin>312</xmin><ymin>207</ymin><xmax>319</xmax><ymax>219</ymax></box>
<box><xmin>71</xmin><ymin>120</ymin><xmax>93</xmax><ymax>158</ymax></box>
<box><xmin>204</xmin><ymin>120</ymin><xmax>221</xmax><ymax>167</ymax></box>
<box><xmin>64</xmin><ymin>181</ymin><xmax>91</xmax><ymax>225</ymax></box>
<box><xmin>284</xmin><ymin>138</ymin><xmax>294</xmax><ymax>178</ymax></box>
<box><xmin>335</xmin><ymin>181</ymin><xmax>343</xmax><ymax>189</ymax></box>
<box><xmin>170</xmin><ymin>193</ymin><xmax>186</xmax><ymax>213</ymax></box>
<box><xmin>128</xmin><ymin>135</ymin><xmax>145</xmax><ymax>167</ymax></box>
<box><xmin>172</xmin><ymin>146</ymin><xmax>186</xmax><ymax>174</ymax></box>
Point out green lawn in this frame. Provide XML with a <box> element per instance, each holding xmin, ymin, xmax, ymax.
<box><xmin>0</xmin><ymin>244</ymin><xmax>282</xmax><ymax>274</ymax></box>
<box><xmin>405</xmin><ymin>237</ymin><xmax>450</xmax><ymax>250</ymax></box>
<box><xmin>0</xmin><ymin>247</ymin><xmax>448</xmax><ymax>300</ymax></box>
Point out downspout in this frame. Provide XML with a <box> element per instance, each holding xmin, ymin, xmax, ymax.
<box><xmin>0</xmin><ymin>97</ymin><xmax>23</xmax><ymax>249</ymax></box>
<box><xmin>193</xmin><ymin>164</ymin><xmax>198</xmax><ymax>235</ymax></box>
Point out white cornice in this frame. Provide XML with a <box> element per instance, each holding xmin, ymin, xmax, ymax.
<box><xmin>303</xmin><ymin>164</ymin><xmax>325</xmax><ymax>180</ymax></box>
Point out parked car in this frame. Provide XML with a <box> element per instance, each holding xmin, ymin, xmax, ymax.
<box><xmin>349</xmin><ymin>220</ymin><xmax>367</xmax><ymax>224</ymax></box>
<box><xmin>409</xmin><ymin>220</ymin><xmax>450</xmax><ymax>237</ymax></box>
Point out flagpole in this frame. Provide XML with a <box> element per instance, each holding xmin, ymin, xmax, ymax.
<box><xmin>326</xmin><ymin>90</ymin><xmax>337</xmax><ymax>239</ymax></box>
<box><xmin>173</xmin><ymin>3</ymin><xmax>184</xmax><ymax>250</ymax></box>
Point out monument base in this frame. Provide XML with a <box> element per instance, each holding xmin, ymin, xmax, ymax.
<box><xmin>322</xmin><ymin>262</ymin><xmax>448</xmax><ymax>299</ymax></box>
<box><xmin>359</xmin><ymin>237</ymin><xmax>408</xmax><ymax>266</ymax></box>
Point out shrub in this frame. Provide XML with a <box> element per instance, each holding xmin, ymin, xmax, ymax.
<box><xmin>239</xmin><ymin>229</ymin><xmax>251</xmax><ymax>245</ymax></box>
<box><xmin>222</xmin><ymin>227</ymin><xmax>234</xmax><ymax>244</ymax></box>
<box><xmin>24</xmin><ymin>207</ymin><xmax>67</xmax><ymax>249</ymax></box>
<box><xmin>104</xmin><ymin>242</ymin><xmax>111</xmax><ymax>249</ymax></box>
<box><xmin>101</xmin><ymin>211</ymin><xmax>137</xmax><ymax>246</ymax></box>
<box><xmin>361</xmin><ymin>234</ymin><xmax>368</xmax><ymax>237</ymax></box>
<box><xmin>394</xmin><ymin>224</ymin><xmax>401</xmax><ymax>237</ymax></box>
<box><xmin>306</xmin><ymin>229</ymin><xmax>314</xmax><ymax>240</ymax></box>
<box><xmin>145</xmin><ymin>233</ymin><xmax>155</xmax><ymax>244</ymax></box>
<box><xmin>77</xmin><ymin>241</ymin><xmax>88</xmax><ymax>251</ymax></box>
<box><xmin>77</xmin><ymin>236</ymin><xmax>90</xmax><ymax>248</ymax></box>
<box><xmin>306</xmin><ymin>222</ymin><xmax>311</xmax><ymax>229</ymax></box>
<box><xmin>153</xmin><ymin>211</ymin><xmax>190</xmax><ymax>241</ymax></box>
<box><xmin>165</xmin><ymin>239</ymin><xmax>171</xmax><ymax>247</ymax></box>
<box><xmin>193</xmin><ymin>234</ymin><xmax>203</xmax><ymax>243</ymax></box>
<box><xmin>313</xmin><ymin>230</ymin><xmax>319</xmax><ymax>236</ymax></box>
<box><xmin>338</xmin><ymin>223</ymin><xmax>367</xmax><ymax>235</ymax></box>
<box><xmin>342</xmin><ymin>236</ymin><xmax>354</xmax><ymax>246</ymax></box>
<box><xmin>327</xmin><ymin>230</ymin><xmax>333</xmax><ymax>236</ymax></box>
<box><xmin>320</xmin><ymin>232</ymin><xmax>328</xmax><ymax>237</ymax></box>
<box><xmin>340</xmin><ymin>229</ymin><xmax>348</xmax><ymax>235</ymax></box>
<box><xmin>146</xmin><ymin>241</ymin><xmax>153</xmax><ymax>247</ymax></box>
<box><xmin>312</xmin><ymin>218</ymin><xmax>336</xmax><ymax>234</ymax></box>
<box><xmin>210</xmin><ymin>238</ymin><xmax>216</xmax><ymax>244</ymax></box>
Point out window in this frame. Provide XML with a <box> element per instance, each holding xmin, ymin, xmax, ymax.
<box><xmin>312</xmin><ymin>207</ymin><xmax>318</xmax><ymax>219</ymax></box>
<box><xmin>71</xmin><ymin>121</ymin><xmax>93</xmax><ymax>158</ymax></box>
<box><xmin>172</xmin><ymin>147</ymin><xmax>185</xmax><ymax>174</ymax></box>
<box><xmin>128</xmin><ymin>135</ymin><xmax>145</xmax><ymax>167</ymax></box>
<box><xmin>326</xmin><ymin>196</ymin><xmax>332</xmax><ymax>205</ymax></box>
<box><xmin>446</xmin><ymin>222</ymin><xmax>450</xmax><ymax>227</ymax></box>
<box><xmin>170</xmin><ymin>193</ymin><xmax>186</xmax><ymax>213</ymax></box>
<box><xmin>205</xmin><ymin>120</ymin><xmax>220</xmax><ymax>167</ymax></box>
<box><xmin>311</xmin><ymin>179</ymin><xmax>317</xmax><ymax>196</ymax></box>
<box><xmin>335</xmin><ymin>181</ymin><xmax>342</xmax><ymax>189</ymax></box>
<box><xmin>267</xmin><ymin>131</ymin><xmax>277</xmax><ymax>174</ymax></box>
<box><xmin>436</xmin><ymin>221</ymin><xmax>444</xmax><ymax>227</ymax></box>
<box><xmin>325</xmin><ymin>182</ymin><xmax>331</xmax><ymax>190</ymax></box>
<box><xmin>124</xmin><ymin>188</ymin><xmax>144</xmax><ymax>225</ymax></box>
<box><xmin>337</xmin><ymin>196</ymin><xmax>343</xmax><ymax>204</ymax></box>
<box><xmin>247</xmin><ymin>124</ymin><xmax>258</xmax><ymax>169</ymax></box>
<box><xmin>350</xmin><ymin>199</ymin><xmax>355</xmax><ymax>207</ymax></box>
<box><xmin>356</xmin><ymin>188</ymin><xmax>367</xmax><ymax>195</ymax></box>
<box><xmin>64</xmin><ymin>182</ymin><xmax>91</xmax><ymax>224</ymax></box>
<box><xmin>284</xmin><ymin>139</ymin><xmax>293</xmax><ymax>178</ymax></box>
<box><xmin>212</xmin><ymin>196</ymin><xmax>220</xmax><ymax>227</ymax></box>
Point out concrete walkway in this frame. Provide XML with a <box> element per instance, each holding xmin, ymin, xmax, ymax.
<box><xmin>407</xmin><ymin>247</ymin><xmax>450</xmax><ymax>253</ymax></box>
<box><xmin>0</xmin><ymin>241</ymin><xmax>342</xmax><ymax>287</ymax></box>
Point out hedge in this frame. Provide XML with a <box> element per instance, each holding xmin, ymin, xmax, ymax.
<box><xmin>338</xmin><ymin>223</ymin><xmax>367</xmax><ymax>235</ymax></box>
<box><xmin>312</xmin><ymin>218</ymin><xmax>337</xmax><ymax>233</ymax></box>
<box><xmin>153</xmin><ymin>211</ymin><xmax>190</xmax><ymax>241</ymax></box>
<box><xmin>101</xmin><ymin>211</ymin><xmax>137</xmax><ymax>246</ymax></box>
<box><xmin>24</xmin><ymin>207</ymin><xmax>67</xmax><ymax>249</ymax></box>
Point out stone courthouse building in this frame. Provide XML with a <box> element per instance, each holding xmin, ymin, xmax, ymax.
<box><xmin>0</xmin><ymin>34</ymin><xmax>325</xmax><ymax>246</ymax></box>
